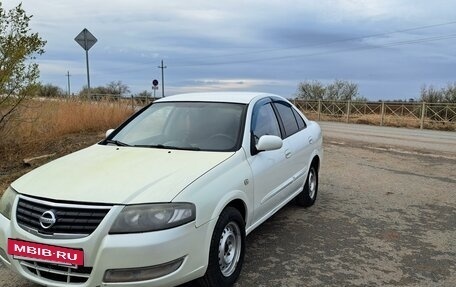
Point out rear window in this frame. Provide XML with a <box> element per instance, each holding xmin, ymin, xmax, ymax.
<box><xmin>292</xmin><ymin>108</ymin><xmax>307</xmax><ymax>130</ymax></box>
<box><xmin>274</xmin><ymin>102</ymin><xmax>299</xmax><ymax>138</ymax></box>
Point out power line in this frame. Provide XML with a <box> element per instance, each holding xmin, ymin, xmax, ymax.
<box><xmin>114</xmin><ymin>20</ymin><xmax>456</xmax><ymax>73</ymax></box>
<box><xmin>172</xmin><ymin>33</ymin><xmax>456</xmax><ymax>67</ymax></box>
<box><xmin>172</xmin><ymin>20</ymin><xmax>456</xmax><ymax>62</ymax></box>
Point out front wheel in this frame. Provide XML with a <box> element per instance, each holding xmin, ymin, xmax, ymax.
<box><xmin>198</xmin><ymin>207</ymin><xmax>245</xmax><ymax>287</ymax></box>
<box><xmin>296</xmin><ymin>165</ymin><xmax>318</xmax><ymax>207</ymax></box>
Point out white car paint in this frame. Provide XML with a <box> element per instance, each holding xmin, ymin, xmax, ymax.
<box><xmin>13</xmin><ymin>145</ymin><xmax>235</xmax><ymax>204</ymax></box>
<box><xmin>0</xmin><ymin>92</ymin><xmax>323</xmax><ymax>287</ymax></box>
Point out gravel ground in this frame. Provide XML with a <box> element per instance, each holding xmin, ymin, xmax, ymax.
<box><xmin>234</xmin><ymin>137</ymin><xmax>455</xmax><ymax>287</ymax></box>
<box><xmin>1</xmin><ymin>124</ymin><xmax>455</xmax><ymax>286</ymax></box>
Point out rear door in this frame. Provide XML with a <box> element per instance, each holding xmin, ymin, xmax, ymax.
<box><xmin>272</xmin><ymin>100</ymin><xmax>314</xmax><ymax>192</ymax></box>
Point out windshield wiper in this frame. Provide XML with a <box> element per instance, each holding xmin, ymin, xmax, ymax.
<box><xmin>134</xmin><ymin>144</ymin><xmax>200</xmax><ymax>151</ymax></box>
<box><xmin>105</xmin><ymin>139</ymin><xmax>131</xmax><ymax>147</ymax></box>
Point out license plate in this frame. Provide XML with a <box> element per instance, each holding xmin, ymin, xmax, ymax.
<box><xmin>7</xmin><ymin>238</ymin><xmax>84</xmax><ymax>266</ymax></box>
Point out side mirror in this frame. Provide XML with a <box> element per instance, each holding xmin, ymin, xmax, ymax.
<box><xmin>256</xmin><ymin>135</ymin><xmax>283</xmax><ymax>152</ymax></box>
<box><xmin>105</xmin><ymin>129</ymin><xmax>115</xmax><ymax>138</ymax></box>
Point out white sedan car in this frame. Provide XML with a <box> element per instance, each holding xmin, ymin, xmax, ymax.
<box><xmin>0</xmin><ymin>92</ymin><xmax>322</xmax><ymax>287</ymax></box>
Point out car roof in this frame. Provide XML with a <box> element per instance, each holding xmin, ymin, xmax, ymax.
<box><xmin>154</xmin><ymin>92</ymin><xmax>280</xmax><ymax>104</ymax></box>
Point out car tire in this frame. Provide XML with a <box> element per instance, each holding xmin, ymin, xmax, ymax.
<box><xmin>296</xmin><ymin>165</ymin><xmax>318</xmax><ymax>207</ymax></box>
<box><xmin>198</xmin><ymin>207</ymin><xmax>245</xmax><ymax>287</ymax></box>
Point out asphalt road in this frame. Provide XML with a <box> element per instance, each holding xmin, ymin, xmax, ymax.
<box><xmin>1</xmin><ymin>123</ymin><xmax>455</xmax><ymax>286</ymax></box>
<box><xmin>320</xmin><ymin>122</ymin><xmax>456</xmax><ymax>157</ymax></box>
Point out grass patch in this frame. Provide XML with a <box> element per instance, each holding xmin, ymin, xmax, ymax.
<box><xmin>0</xmin><ymin>98</ymin><xmax>134</xmax><ymax>169</ymax></box>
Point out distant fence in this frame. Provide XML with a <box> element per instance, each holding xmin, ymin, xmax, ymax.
<box><xmin>44</xmin><ymin>94</ymin><xmax>154</xmax><ymax>112</ymax></box>
<box><xmin>78</xmin><ymin>94</ymin><xmax>154</xmax><ymax>107</ymax></box>
<box><xmin>293</xmin><ymin>100</ymin><xmax>456</xmax><ymax>131</ymax></box>
<box><xmin>26</xmin><ymin>96</ymin><xmax>455</xmax><ymax>131</ymax></box>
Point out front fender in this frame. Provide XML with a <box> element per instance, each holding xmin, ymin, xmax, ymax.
<box><xmin>172</xmin><ymin>150</ymin><xmax>253</xmax><ymax>228</ymax></box>
<box><xmin>209</xmin><ymin>190</ymin><xmax>249</xmax><ymax>225</ymax></box>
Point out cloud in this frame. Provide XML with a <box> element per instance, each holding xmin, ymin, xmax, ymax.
<box><xmin>168</xmin><ymin>78</ymin><xmax>295</xmax><ymax>94</ymax></box>
<box><xmin>38</xmin><ymin>60</ymin><xmax>85</xmax><ymax>76</ymax></box>
<box><xmin>3</xmin><ymin>0</ymin><xmax>456</xmax><ymax>100</ymax></box>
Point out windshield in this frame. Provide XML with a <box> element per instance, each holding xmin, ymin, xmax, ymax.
<box><xmin>106</xmin><ymin>102</ymin><xmax>246</xmax><ymax>151</ymax></box>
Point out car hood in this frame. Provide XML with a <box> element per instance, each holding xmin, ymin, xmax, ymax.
<box><xmin>12</xmin><ymin>144</ymin><xmax>234</xmax><ymax>204</ymax></box>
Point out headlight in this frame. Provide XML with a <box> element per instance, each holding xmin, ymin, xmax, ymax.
<box><xmin>0</xmin><ymin>187</ymin><xmax>17</xmax><ymax>220</ymax></box>
<box><xmin>109</xmin><ymin>203</ymin><xmax>196</xmax><ymax>234</ymax></box>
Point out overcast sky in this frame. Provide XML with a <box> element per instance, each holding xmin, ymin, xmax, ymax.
<box><xmin>4</xmin><ymin>0</ymin><xmax>456</xmax><ymax>100</ymax></box>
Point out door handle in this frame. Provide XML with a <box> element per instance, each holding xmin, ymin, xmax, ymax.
<box><xmin>285</xmin><ymin>150</ymin><xmax>292</xmax><ymax>158</ymax></box>
<box><xmin>308</xmin><ymin>137</ymin><xmax>314</xmax><ymax>144</ymax></box>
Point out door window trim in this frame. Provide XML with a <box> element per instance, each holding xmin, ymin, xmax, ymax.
<box><xmin>250</xmin><ymin>98</ymin><xmax>282</xmax><ymax>155</ymax></box>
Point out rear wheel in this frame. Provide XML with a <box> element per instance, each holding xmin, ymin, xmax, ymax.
<box><xmin>199</xmin><ymin>207</ymin><xmax>245</xmax><ymax>287</ymax></box>
<box><xmin>296</xmin><ymin>165</ymin><xmax>318</xmax><ymax>207</ymax></box>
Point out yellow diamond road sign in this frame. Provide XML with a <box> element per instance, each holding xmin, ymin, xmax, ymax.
<box><xmin>75</xmin><ymin>28</ymin><xmax>97</xmax><ymax>51</ymax></box>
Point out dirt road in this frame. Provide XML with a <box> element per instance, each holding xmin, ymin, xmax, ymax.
<box><xmin>1</xmin><ymin>124</ymin><xmax>455</xmax><ymax>286</ymax></box>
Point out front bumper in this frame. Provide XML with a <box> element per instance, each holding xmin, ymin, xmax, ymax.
<box><xmin>0</xmin><ymin>195</ymin><xmax>215</xmax><ymax>287</ymax></box>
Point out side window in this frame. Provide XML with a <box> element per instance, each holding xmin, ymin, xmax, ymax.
<box><xmin>251</xmin><ymin>103</ymin><xmax>281</xmax><ymax>145</ymax></box>
<box><xmin>292</xmin><ymin>108</ymin><xmax>307</xmax><ymax>130</ymax></box>
<box><xmin>274</xmin><ymin>102</ymin><xmax>299</xmax><ymax>137</ymax></box>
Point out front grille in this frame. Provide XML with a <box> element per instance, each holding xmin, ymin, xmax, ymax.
<box><xmin>16</xmin><ymin>197</ymin><xmax>111</xmax><ymax>238</ymax></box>
<box><xmin>20</xmin><ymin>260</ymin><xmax>92</xmax><ymax>283</ymax></box>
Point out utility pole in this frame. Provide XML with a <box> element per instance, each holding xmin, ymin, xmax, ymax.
<box><xmin>158</xmin><ymin>60</ymin><xmax>167</xmax><ymax>97</ymax></box>
<box><xmin>65</xmin><ymin>71</ymin><xmax>71</xmax><ymax>96</ymax></box>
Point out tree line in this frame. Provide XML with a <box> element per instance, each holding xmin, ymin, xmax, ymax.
<box><xmin>295</xmin><ymin>80</ymin><xmax>456</xmax><ymax>103</ymax></box>
<box><xmin>33</xmin><ymin>81</ymin><xmax>153</xmax><ymax>99</ymax></box>
<box><xmin>295</xmin><ymin>80</ymin><xmax>366</xmax><ymax>101</ymax></box>
<box><xmin>419</xmin><ymin>83</ymin><xmax>456</xmax><ymax>103</ymax></box>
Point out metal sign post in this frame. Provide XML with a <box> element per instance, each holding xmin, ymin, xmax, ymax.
<box><xmin>75</xmin><ymin>28</ymin><xmax>97</xmax><ymax>97</ymax></box>
<box><xmin>152</xmin><ymin>79</ymin><xmax>159</xmax><ymax>100</ymax></box>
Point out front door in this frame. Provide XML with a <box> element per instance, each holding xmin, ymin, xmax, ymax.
<box><xmin>247</xmin><ymin>98</ymin><xmax>294</xmax><ymax>224</ymax></box>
